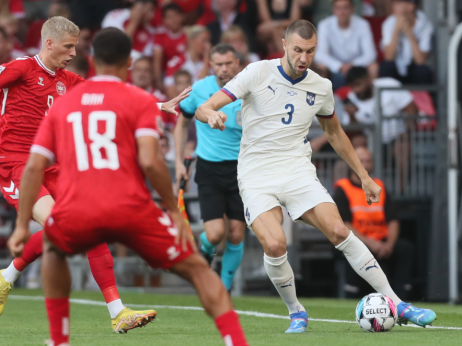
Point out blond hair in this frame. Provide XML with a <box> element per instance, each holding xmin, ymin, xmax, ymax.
<box><xmin>41</xmin><ymin>16</ymin><xmax>80</xmax><ymax>42</ymax></box>
<box><xmin>185</xmin><ymin>25</ymin><xmax>209</xmax><ymax>41</ymax></box>
<box><xmin>221</xmin><ymin>25</ymin><xmax>247</xmax><ymax>45</ymax></box>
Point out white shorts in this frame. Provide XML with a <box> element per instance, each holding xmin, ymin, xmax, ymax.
<box><xmin>238</xmin><ymin>171</ymin><xmax>335</xmax><ymax>227</ymax></box>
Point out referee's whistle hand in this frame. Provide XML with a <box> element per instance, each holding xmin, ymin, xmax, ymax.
<box><xmin>208</xmin><ymin>111</ymin><xmax>227</xmax><ymax>131</ymax></box>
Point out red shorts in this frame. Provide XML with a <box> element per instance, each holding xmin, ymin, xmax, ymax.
<box><xmin>44</xmin><ymin>203</ymin><xmax>193</xmax><ymax>270</ymax></box>
<box><xmin>0</xmin><ymin>161</ymin><xmax>59</xmax><ymax>210</ymax></box>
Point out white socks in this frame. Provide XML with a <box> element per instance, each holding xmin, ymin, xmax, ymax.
<box><xmin>1</xmin><ymin>261</ymin><xmax>22</xmax><ymax>283</ymax></box>
<box><xmin>107</xmin><ymin>299</ymin><xmax>125</xmax><ymax>319</ymax></box>
<box><xmin>336</xmin><ymin>231</ymin><xmax>402</xmax><ymax>306</ymax></box>
<box><xmin>264</xmin><ymin>252</ymin><xmax>305</xmax><ymax>315</ymax></box>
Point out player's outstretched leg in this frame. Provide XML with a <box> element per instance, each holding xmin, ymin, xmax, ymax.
<box><xmin>86</xmin><ymin>244</ymin><xmax>156</xmax><ymax>333</ymax></box>
<box><xmin>252</xmin><ymin>208</ymin><xmax>307</xmax><ymax>333</ymax></box>
<box><xmin>305</xmin><ymin>203</ymin><xmax>436</xmax><ymax>328</ymax></box>
<box><xmin>41</xmin><ymin>234</ymin><xmax>71</xmax><ymax>346</ymax></box>
<box><xmin>0</xmin><ymin>230</ymin><xmax>43</xmax><ymax>316</ymax></box>
<box><xmin>171</xmin><ymin>253</ymin><xmax>249</xmax><ymax>345</ymax></box>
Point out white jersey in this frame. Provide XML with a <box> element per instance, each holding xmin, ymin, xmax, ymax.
<box><xmin>222</xmin><ymin>59</ymin><xmax>335</xmax><ymax>181</ymax></box>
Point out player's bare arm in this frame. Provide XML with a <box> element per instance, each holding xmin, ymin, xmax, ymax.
<box><xmin>137</xmin><ymin>135</ymin><xmax>197</xmax><ymax>252</ymax></box>
<box><xmin>8</xmin><ymin>153</ymin><xmax>49</xmax><ymax>257</ymax></box>
<box><xmin>318</xmin><ymin>114</ymin><xmax>381</xmax><ymax>204</ymax></box>
<box><xmin>161</xmin><ymin>86</ymin><xmax>192</xmax><ymax>116</ymax></box>
<box><xmin>196</xmin><ymin>90</ymin><xmax>233</xmax><ymax>131</ymax></box>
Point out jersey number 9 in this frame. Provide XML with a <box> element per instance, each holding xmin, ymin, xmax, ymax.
<box><xmin>67</xmin><ymin>111</ymin><xmax>120</xmax><ymax>171</ymax></box>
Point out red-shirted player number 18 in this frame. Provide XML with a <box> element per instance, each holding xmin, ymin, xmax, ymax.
<box><xmin>67</xmin><ymin>111</ymin><xmax>120</xmax><ymax>171</ymax></box>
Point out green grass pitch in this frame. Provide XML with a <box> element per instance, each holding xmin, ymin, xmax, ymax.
<box><xmin>2</xmin><ymin>289</ymin><xmax>462</xmax><ymax>345</ymax></box>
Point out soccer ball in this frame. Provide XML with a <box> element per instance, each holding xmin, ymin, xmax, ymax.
<box><xmin>355</xmin><ymin>293</ymin><xmax>398</xmax><ymax>332</ymax></box>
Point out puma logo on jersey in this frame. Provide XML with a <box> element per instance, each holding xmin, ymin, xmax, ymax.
<box><xmin>268</xmin><ymin>85</ymin><xmax>277</xmax><ymax>95</ymax></box>
<box><xmin>38</xmin><ymin>77</ymin><xmax>44</xmax><ymax>86</ymax></box>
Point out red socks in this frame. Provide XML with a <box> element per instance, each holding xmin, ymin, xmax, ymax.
<box><xmin>45</xmin><ymin>297</ymin><xmax>70</xmax><ymax>345</ymax></box>
<box><xmin>215</xmin><ymin>310</ymin><xmax>248</xmax><ymax>346</ymax></box>
<box><xmin>86</xmin><ymin>243</ymin><xmax>120</xmax><ymax>303</ymax></box>
<box><xmin>13</xmin><ymin>230</ymin><xmax>43</xmax><ymax>271</ymax></box>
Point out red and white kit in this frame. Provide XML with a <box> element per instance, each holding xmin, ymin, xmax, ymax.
<box><xmin>34</xmin><ymin>76</ymin><xmax>193</xmax><ymax>268</ymax></box>
<box><xmin>0</xmin><ymin>55</ymin><xmax>85</xmax><ymax>208</ymax></box>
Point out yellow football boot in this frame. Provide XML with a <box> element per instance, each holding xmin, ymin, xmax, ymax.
<box><xmin>0</xmin><ymin>269</ymin><xmax>12</xmax><ymax>316</ymax></box>
<box><xmin>111</xmin><ymin>307</ymin><xmax>157</xmax><ymax>334</ymax></box>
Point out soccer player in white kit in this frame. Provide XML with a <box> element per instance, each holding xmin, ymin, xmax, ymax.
<box><xmin>196</xmin><ymin>20</ymin><xmax>436</xmax><ymax>333</ymax></box>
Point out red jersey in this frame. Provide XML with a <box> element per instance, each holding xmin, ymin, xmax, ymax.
<box><xmin>32</xmin><ymin>76</ymin><xmax>162</xmax><ymax>220</ymax></box>
<box><xmin>0</xmin><ymin>55</ymin><xmax>85</xmax><ymax>162</ymax></box>
<box><xmin>153</xmin><ymin>29</ymin><xmax>187</xmax><ymax>70</ymax></box>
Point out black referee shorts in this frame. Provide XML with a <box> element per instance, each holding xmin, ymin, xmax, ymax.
<box><xmin>194</xmin><ymin>157</ymin><xmax>245</xmax><ymax>222</ymax></box>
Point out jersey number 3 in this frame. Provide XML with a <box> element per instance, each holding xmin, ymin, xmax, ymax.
<box><xmin>282</xmin><ymin>104</ymin><xmax>294</xmax><ymax>125</ymax></box>
<box><xmin>67</xmin><ymin>111</ymin><xmax>120</xmax><ymax>171</ymax></box>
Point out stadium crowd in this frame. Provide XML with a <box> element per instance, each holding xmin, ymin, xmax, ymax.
<box><xmin>0</xmin><ymin>0</ymin><xmax>437</xmax><ymax>290</ymax></box>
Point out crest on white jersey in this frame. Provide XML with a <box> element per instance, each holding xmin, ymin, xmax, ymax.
<box><xmin>306</xmin><ymin>92</ymin><xmax>316</xmax><ymax>106</ymax></box>
<box><xmin>236</xmin><ymin>110</ymin><xmax>242</xmax><ymax>127</ymax></box>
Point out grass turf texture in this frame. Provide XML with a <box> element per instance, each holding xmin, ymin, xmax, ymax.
<box><xmin>1</xmin><ymin>289</ymin><xmax>461</xmax><ymax>346</ymax></box>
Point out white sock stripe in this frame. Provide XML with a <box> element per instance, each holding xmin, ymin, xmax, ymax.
<box><xmin>62</xmin><ymin>317</ymin><xmax>69</xmax><ymax>336</ymax></box>
<box><xmin>223</xmin><ymin>335</ymin><xmax>234</xmax><ymax>346</ymax></box>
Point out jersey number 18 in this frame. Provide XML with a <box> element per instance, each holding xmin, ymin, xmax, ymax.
<box><xmin>67</xmin><ymin>111</ymin><xmax>120</xmax><ymax>171</ymax></box>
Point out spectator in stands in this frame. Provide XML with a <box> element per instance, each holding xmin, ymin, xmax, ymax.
<box><xmin>66</xmin><ymin>55</ymin><xmax>89</xmax><ymax>79</ymax></box>
<box><xmin>153</xmin><ymin>3</ymin><xmax>187</xmax><ymax>92</ymax></box>
<box><xmin>0</xmin><ymin>13</ymin><xmax>25</xmax><ymax>58</ymax></box>
<box><xmin>363</xmin><ymin>0</ymin><xmax>393</xmax><ymax>16</ymax></box>
<box><xmin>160</xmin><ymin>136</ymin><xmax>171</xmax><ymax>161</ymax></box>
<box><xmin>256</xmin><ymin>0</ymin><xmax>304</xmax><ymax>56</ymax></box>
<box><xmin>380</xmin><ymin>0</ymin><xmax>433</xmax><ymax>84</ymax></box>
<box><xmin>220</xmin><ymin>25</ymin><xmax>259</xmax><ymax>67</ymax></box>
<box><xmin>0</xmin><ymin>27</ymin><xmax>13</xmax><ymax>65</ymax></box>
<box><xmin>315</xmin><ymin>0</ymin><xmax>378</xmax><ymax>90</ymax></box>
<box><xmin>164</xmin><ymin>25</ymin><xmax>211</xmax><ymax>99</ymax></box>
<box><xmin>101</xmin><ymin>0</ymin><xmax>156</xmax><ymax>61</ymax></box>
<box><xmin>207</xmin><ymin>0</ymin><xmax>256</xmax><ymax>49</ymax></box>
<box><xmin>334</xmin><ymin>147</ymin><xmax>414</xmax><ymax>299</ymax></box>
<box><xmin>345</xmin><ymin>66</ymin><xmax>418</xmax><ymax>145</ymax></box>
<box><xmin>24</xmin><ymin>1</ymin><xmax>72</xmax><ymax>56</ymax></box>
<box><xmin>69</xmin><ymin>0</ymin><xmax>117</xmax><ymax>30</ymax></box>
<box><xmin>174</xmin><ymin>70</ymin><xmax>193</xmax><ymax>98</ymax></box>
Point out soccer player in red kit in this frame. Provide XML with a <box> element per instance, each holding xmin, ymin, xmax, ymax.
<box><xmin>0</xmin><ymin>16</ymin><xmax>160</xmax><ymax>333</ymax></box>
<box><xmin>8</xmin><ymin>27</ymin><xmax>249</xmax><ymax>346</ymax></box>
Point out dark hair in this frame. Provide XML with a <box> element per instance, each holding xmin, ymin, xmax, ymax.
<box><xmin>0</xmin><ymin>27</ymin><xmax>8</xmax><ymax>40</ymax></box>
<box><xmin>346</xmin><ymin>66</ymin><xmax>369</xmax><ymax>85</ymax></box>
<box><xmin>93</xmin><ymin>28</ymin><xmax>132</xmax><ymax>67</ymax></box>
<box><xmin>162</xmin><ymin>3</ymin><xmax>183</xmax><ymax>16</ymax></box>
<box><xmin>210</xmin><ymin>43</ymin><xmax>237</xmax><ymax>59</ymax></box>
<box><xmin>174</xmin><ymin>69</ymin><xmax>192</xmax><ymax>81</ymax></box>
<box><xmin>285</xmin><ymin>20</ymin><xmax>317</xmax><ymax>41</ymax></box>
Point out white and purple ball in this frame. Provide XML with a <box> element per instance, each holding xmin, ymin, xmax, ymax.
<box><xmin>355</xmin><ymin>293</ymin><xmax>398</xmax><ymax>332</ymax></box>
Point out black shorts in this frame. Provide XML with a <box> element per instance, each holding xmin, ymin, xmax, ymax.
<box><xmin>194</xmin><ymin>157</ymin><xmax>245</xmax><ymax>222</ymax></box>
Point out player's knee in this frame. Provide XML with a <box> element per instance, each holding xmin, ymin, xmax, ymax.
<box><xmin>207</xmin><ymin>231</ymin><xmax>224</xmax><ymax>245</ymax></box>
<box><xmin>265</xmin><ymin>239</ymin><xmax>286</xmax><ymax>257</ymax></box>
<box><xmin>330</xmin><ymin>221</ymin><xmax>350</xmax><ymax>246</ymax></box>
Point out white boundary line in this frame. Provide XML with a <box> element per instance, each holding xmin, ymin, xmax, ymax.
<box><xmin>9</xmin><ymin>295</ymin><xmax>462</xmax><ymax>331</ymax></box>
